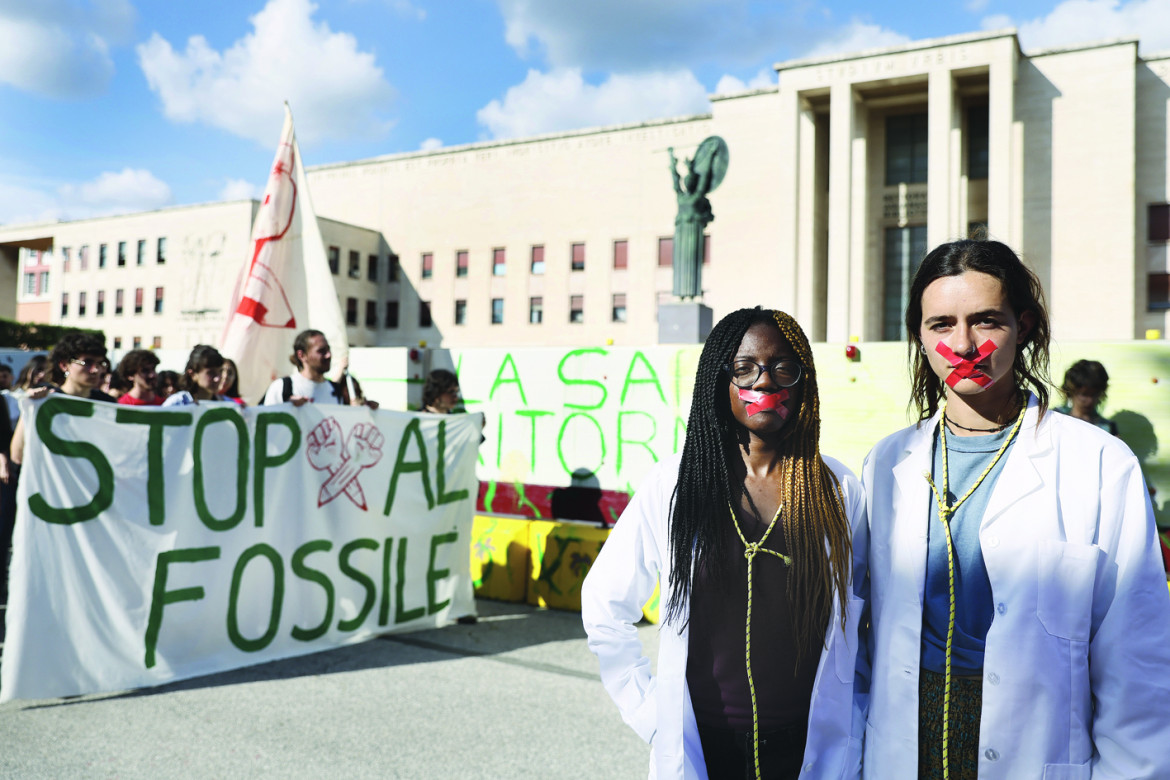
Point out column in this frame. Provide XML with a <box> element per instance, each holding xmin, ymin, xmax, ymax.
<box><xmin>826</xmin><ymin>83</ymin><xmax>855</xmax><ymax>343</ymax></box>
<box><xmin>927</xmin><ymin>68</ymin><xmax>955</xmax><ymax>248</ymax></box>
<box><xmin>987</xmin><ymin>49</ymin><xmax>1017</xmax><ymax>245</ymax></box>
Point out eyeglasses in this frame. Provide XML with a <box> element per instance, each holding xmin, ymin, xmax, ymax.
<box><xmin>725</xmin><ymin>359</ymin><xmax>802</xmax><ymax>389</ymax></box>
<box><xmin>71</xmin><ymin>357</ymin><xmax>110</xmax><ymax>372</ymax></box>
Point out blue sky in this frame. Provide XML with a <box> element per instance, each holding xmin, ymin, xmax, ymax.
<box><xmin>1</xmin><ymin>0</ymin><xmax>1167</xmax><ymax>226</ymax></box>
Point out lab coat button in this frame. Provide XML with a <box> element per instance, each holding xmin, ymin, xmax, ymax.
<box><xmin>985</xmin><ymin>748</ymin><xmax>1000</xmax><ymax>761</ymax></box>
<box><xmin>987</xmin><ymin>672</ymin><xmax>1000</xmax><ymax>685</ymax></box>
<box><xmin>996</xmin><ymin>602</ymin><xmax>1006</xmax><ymax>614</ymax></box>
<box><xmin>986</xmin><ymin>535</ymin><xmax>999</xmax><ymax>548</ymax></box>
<box><xmin>804</xmin><ymin>764</ymin><xmax>813</xmax><ymax>773</ymax></box>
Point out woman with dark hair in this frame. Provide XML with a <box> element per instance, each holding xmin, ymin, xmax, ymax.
<box><xmin>155</xmin><ymin>370</ymin><xmax>180</xmax><ymax>400</ymax></box>
<box><xmin>421</xmin><ymin>369</ymin><xmax>461</xmax><ymax>413</ymax></box>
<box><xmin>582</xmin><ymin>308</ymin><xmax>866</xmax><ymax>779</ymax></box>
<box><xmin>162</xmin><ymin>345</ymin><xmax>227</xmax><ymax>407</ymax></box>
<box><xmin>861</xmin><ymin>239</ymin><xmax>1170</xmax><ymax>778</ymax></box>
<box><xmin>115</xmin><ymin>349</ymin><xmax>162</xmax><ymax>406</ymax></box>
<box><xmin>1054</xmin><ymin>359</ymin><xmax>1118</xmax><ymax>435</ymax></box>
<box><xmin>219</xmin><ymin>357</ymin><xmax>246</xmax><ymax>407</ymax></box>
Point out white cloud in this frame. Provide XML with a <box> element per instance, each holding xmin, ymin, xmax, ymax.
<box><xmin>219</xmin><ymin>178</ymin><xmax>261</xmax><ymax>201</ymax></box>
<box><xmin>137</xmin><ymin>0</ymin><xmax>395</xmax><ymax>146</ymax></box>
<box><xmin>965</xmin><ymin>0</ymin><xmax>991</xmax><ymax>12</ymax></box>
<box><xmin>714</xmin><ymin>68</ymin><xmax>773</xmax><ymax>95</ymax></box>
<box><xmin>0</xmin><ymin>167</ymin><xmax>172</xmax><ymax>225</ymax></box>
<box><xmin>495</xmin><ymin>0</ymin><xmax>793</xmax><ymax>72</ymax></box>
<box><xmin>991</xmin><ymin>0</ymin><xmax>1170</xmax><ymax>53</ymax></box>
<box><xmin>0</xmin><ymin>0</ymin><xmax>134</xmax><ymax>98</ymax></box>
<box><xmin>419</xmin><ymin>137</ymin><xmax>443</xmax><ymax>151</ymax></box>
<box><xmin>387</xmin><ymin>0</ymin><xmax>425</xmax><ymax>20</ymax></box>
<box><xmin>802</xmin><ymin>20</ymin><xmax>912</xmax><ymax>59</ymax></box>
<box><xmin>477</xmin><ymin>67</ymin><xmax>710</xmax><ymax>140</ymax></box>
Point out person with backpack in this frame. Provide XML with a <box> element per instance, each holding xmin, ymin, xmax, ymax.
<box><xmin>262</xmin><ymin>330</ymin><xmax>376</xmax><ymax>408</ymax></box>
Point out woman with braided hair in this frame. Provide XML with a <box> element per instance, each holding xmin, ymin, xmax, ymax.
<box><xmin>583</xmin><ymin>307</ymin><xmax>868</xmax><ymax>779</ymax></box>
<box><xmin>861</xmin><ymin>239</ymin><xmax>1170</xmax><ymax>778</ymax></box>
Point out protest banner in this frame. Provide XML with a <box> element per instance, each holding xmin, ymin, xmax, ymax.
<box><xmin>0</xmin><ymin>397</ymin><xmax>480</xmax><ymax>703</ymax></box>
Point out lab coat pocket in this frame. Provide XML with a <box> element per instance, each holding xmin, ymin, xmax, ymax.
<box><xmin>834</xmin><ymin>594</ymin><xmax>865</xmax><ymax>683</ymax></box>
<box><xmin>1036</xmin><ymin>540</ymin><xmax>1101</xmax><ymax>642</ymax></box>
<box><xmin>1041</xmin><ymin>759</ymin><xmax>1090</xmax><ymax>780</ymax></box>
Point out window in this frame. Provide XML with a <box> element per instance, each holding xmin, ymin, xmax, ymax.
<box><xmin>23</xmin><ymin>273</ymin><xmax>35</xmax><ymax>294</ymax></box>
<box><xmin>967</xmin><ymin>104</ymin><xmax>989</xmax><ymax>180</ymax></box>
<box><xmin>157</xmin><ymin>237</ymin><xmax>167</xmax><ymax>264</ymax></box>
<box><xmin>366</xmin><ymin>300</ymin><xmax>377</xmax><ymax>328</ymax></box>
<box><xmin>612</xmin><ymin>293</ymin><xmax>627</xmax><ymax>323</ymax></box>
<box><xmin>1149</xmin><ymin>273</ymin><xmax>1170</xmax><ymax>309</ymax></box>
<box><xmin>703</xmin><ymin>234</ymin><xmax>711</xmax><ymax>265</ymax></box>
<box><xmin>96</xmin><ymin>290</ymin><xmax>105</xmax><ymax>316</ymax></box>
<box><xmin>421</xmin><ymin>252</ymin><xmax>433</xmax><ymax>279</ymax></box>
<box><xmin>79</xmin><ymin>291</ymin><xmax>87</xmax><ymax>316</ymax></box>
<box><xmin>531</xmin><ymin>245</ymin><xmax>545</xmax><ymax>275</ymax></box>
<box><xmin>328</xmin><ymin>246</ymin><xmax>340</xmax><ymax>275</ymax></box>
<box><xmin>1150</xmin><ymin>204</ymin><xmax>1170</xmax><ymax>242</ymax></box>
<box><xmin>388</xmin><ymin>253</ymin><xmax>399</xmax><ymax>282</ymax></box>
<box><xmin>134</xmin><ymin>287</ymin><xmax>144</xmax><ymax>315</ymax></box>
<box><xmin>115</xmin><ymin>289</ymin><xmax>124</xmax><ymax>315</ymax></box>
<box><xmin>569</xmin><ymin>295</ymin><xmax>584</xmax><ymax>323</ymax></box>
<box><xmin>137</xmin><ymin>239</ymin><xmax>146</xmax><ymax>266</ymax></box>
<box><xmin>420</xmin><ymin>301</ymin><xmax>433</xmax><ymax>328</ymax></box>
<box><xmin>613</xmin><ymin>240</ymin><xmax>628</xmax><ymax>269</ymax></box>
<box><xmin>133</xmin><ymin>336</ymin><xmax>142</xmax><ymax>349</ymax></box>
<box><xmin>62</xmin><ymin>247</ymin><xmax>71</xmax><ymax>273</ymax></box>
<box><xmin>658</xmin><ymin>237</ymin><xmax>673</xmax><ymax>267</ymax></box>
<box><xmin>117</xmin><ymin>241</ymin><xmax>126</xmax><ymax>267</ymax></box>
<box><xmin>348</xmin><ymin>250</ymin><xmax>360</xmax><ymax>278</ymax></box>
<box><xmin>385</xmin><ymin>300</ymin><xmax>400</xmax><ymax>328</ymax></box>
<box><xmin>529</xmin><ymin>296</ymin><xmax>543</xmax><ymax>324</ymax></box>
<box><xmin>571</xmin><ymin>242</ymin><xmax>585</xmax><ymax>271</ymax></box>
<box><xmin>492</xmin><ymin>248</ymin><xmax>506</xmax><ymax>276</ymax></box>
<box><xmin>79</xmin><ymin>245</ymin><xmax>89</xmax><ymax>271</ymax></box>
<box><xmin>883</xmin><ymin>225</ymin><xmax>927</xmax><ymax>340</ymax></box>
<box><xmin>154</xmin><ymin>287</ymin><xmax>164</xmax><ymax>314</ymax></box>
<box><xmin>113</xmin><ymin>337</ymin><xmax>122</xmax><ymax>350</ymax></box>
<box><xmin>456</xmin><ymin>250</ymin><xmax>469</xmax><ymax>278</ymax></box>
<box><xmin>491</xmin><ymin>298</ymin><xmax>504</xmax><ymax>324</ymax></box>
<box><xmin>60</xmin><ymin>293</ymin><xmax>69</xmax><ymax>317</ymax></box>
<box><xmin>37</xmin><ymin>271</ymin><xmax>48</xmax><ymax>295</ymax></box>
<box><xmin>454</xmin><ymin>299</ymin><xmax>467</xmax><ymax>325</ymax></box>
<box><xmin>346</xmin><ymin>297</ymin><xmax>358</xmax><ymax>325</ymax></box>
<box><xmin>886</xmin><ymin>112</ymin><xmax>928</xmax><ymax>185</ymax></box>
<box><xmin>367</xmin><ymin>254</ymin><xmax>378</xmax><ymax>281</ymax></box>
<box><xmin>99</xmin><ymin>244</ymin><xmax>107</xmax><ymax>268</ymax></box>
<box><xmin>152</xmin><ymin>336</ymin><xmax>162</xmax><ymax>349</ymax></box>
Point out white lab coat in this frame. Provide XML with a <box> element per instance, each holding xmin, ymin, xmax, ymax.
<box><xmin>581</xmin><ymin>453</ymin><xmax>869</xmax><ymax>779</ymax></box>
<box><xmin>861</xmin><ymin>395</ymin><xmax>1170</xmax><ymax>779</ymax></box>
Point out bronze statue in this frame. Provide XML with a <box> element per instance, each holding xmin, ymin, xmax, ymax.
<box><xmin>668</xmin><ymin>137</ymin><xmax>728</xmax><ymax>299</ymax></box>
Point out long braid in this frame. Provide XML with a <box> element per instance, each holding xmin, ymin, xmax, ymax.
<box><xmin>664</xmin><ymin>308</ymin><xmax>853</xmax><ymax>656</ymax></box>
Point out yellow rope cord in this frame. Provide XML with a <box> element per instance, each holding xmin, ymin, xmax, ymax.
<box><xmin>729</xmin><ymin>501</ymin><xmax>792</xmax><ymax>780</ymax></box>
<box><xmin>922</xmin><ymin>400</ymin><xmax>1025</xmax><ymax>780</ymax></box>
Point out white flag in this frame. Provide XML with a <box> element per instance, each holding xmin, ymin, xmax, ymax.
<box><xmin>221</xmin><ymin>103</ymin><xmax>349</xmax><ymax>403</ymax></box>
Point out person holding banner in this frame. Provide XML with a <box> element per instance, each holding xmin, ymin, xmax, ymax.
<box><xmin>162</xmin><ymin>345</ymin><xmax>229</xmax><ymax>407</ymax></box>
<box><xmin>262</xmin><ymin>329</ymin><xmax>361</xmax><ymax>407</ymax></box>
<box><xmin>582</xmin><ymin>308</ymin><xmax>867</xmax><ymax>779</ymax></box>
<box><xmin>860</xmin><ymin>239</ymin><xmax>1170</xmax><ymax>778</ymax></box>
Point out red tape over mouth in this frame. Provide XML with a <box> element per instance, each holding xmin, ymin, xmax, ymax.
<box><xmin>935</xmin><ymin>340</ymin><xmax>998</xmax><ymax>388</ymax></box>
<box><xmin>738</xmin><ymin>388</ymin><xmax>790</xmax><ymax>418</ymax></box>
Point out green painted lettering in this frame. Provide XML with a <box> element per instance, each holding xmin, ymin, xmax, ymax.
<box><xmin>227</xmin><ymin>544</ymin><xmax>283</xmax><ymax>653</ymax></box>
<box><xmin>557</xmin><ymin>348</ymin><xmax>608</xmax><ymax>410</ymax></box>
<box><xmin>383</xmin><ymin>418</ymin><xmax>434</xmax><ymax>516</ymax></box>
<box><xmin>253</xmin><ymin>412</ymin><xmax>300</xmax><ymax>528</ymax></box>
<box><xmin>556</xmin><ymin>412</ymin><xmax>606</xmax><ymax>479</ymax></box>
<box><xmin>290</xmin><ymin>539</ymin><xmax>334</xmax><ymax>642</ymax></box>
<box><xmin>617</xmin><ymin>410</ymin><xmax>658</xmax><ymax>474</ymax></box>
<box><xmin>428</xmin><ymin>532</ymin><xmax>457</xmax><ymax>614</ymax></box>
<box><xmin>620</xmin><ymin>351</ymin><xmax>667</xmax><ymax>405</ymax></box>
<box><xmin>379</xmin><ymin>537</ymin><xmax>394</xmax><ymax>626</ymax></box>
<box><xmin>193</xmin><ymin>408</ymin><xmax>249</xmax><ymax>532</ymax></box>
<box><xmin>115</xmin><ymin>408</ymin><xmax>193</xmax><ymax>526</ymax></box>
<box><xmin>516</xmin><ymin>409</ymin><xmax>554</xmax><ymax>471</ymax></box>
<box><xmin>488</xmin><ymin>353</ymin><xmax>527</xmax><ymax>404</ymax></box>
<box><xmin>436</xmin><ymin>419</ymin><xmax>470</xmax><ymax>506</ymax></box>
<box><xmin>28</xmin><ymin>396</ymin><xmax>116</xmax><ymax>525</ymax></box>
<box><xmin>337</xmin><ymin>538</ymin><xmax>378</xmax><ymax>632</ymax></box>
<box><xmin>144</xmin><ymin>546</ymin><xmax>220</xmax><ymax>668</ymax></box>
<box><xmin>395</xmin><ymin>537</ymin><xmax>425</xmax><ymax>624</ymax></box>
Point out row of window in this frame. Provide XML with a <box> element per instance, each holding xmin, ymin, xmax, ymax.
<box><xmin>327</xmin><ymin>247</ymin><xmax>399</xmax><ymax>282</ymax></box>
<box><xmin>884</xmin><ymin>105</ymin><xmax>989</xmax><ymax>186</ymax></box>
<box><xmin>1151</xmin><ymin>204</ymin><xmax>1170</xmax><ymax>310</ymax></box>
<box><xmin>352</xmin><ymin>294</ymin><xmax>631</xmax><ymax>330</ymax></box>
<box><xmin>61</xmin><ymin>288</ymin><xmax>164</xmax><ymax>317</ymax></box>
<box><xmin>417</xmin><ymin>237</ymin><xmax>710</xmax><ymax>280</ymax></box>
<box><xmin>111</xmin><ymin>336</ymin><xmax>163</xmax><ymax>350</ymax></box>
<box><xmin>60</xmin><ymin>238</ymin><xmax>167</xmax><ymax>272</ymax></box>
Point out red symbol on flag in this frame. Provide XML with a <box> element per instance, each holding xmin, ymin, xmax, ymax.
<box><xmin>935</xmin><ymin>340</ymin><xmax>998</xmax><ymax>388</ymax></box>
<box><xmin>234</xmin><ymin>144</ymin><xmax>298</xmax><ymax>329</ymax></box>
<box><xmin>306</xmin><ymin>417</ymin><xmax>385</xmax><ymax>509</ymax></box>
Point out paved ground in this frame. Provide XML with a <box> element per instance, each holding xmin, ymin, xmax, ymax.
<box><xmin>0</xmin><ymin>598</ymin><xmax>660</xmax><ymax>779</ymax></box>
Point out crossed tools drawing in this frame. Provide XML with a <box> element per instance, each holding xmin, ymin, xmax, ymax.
<box><xmin>306</xmin><ymin>417</ymin><xmax>385</xmax><ymax>509</ymax></box>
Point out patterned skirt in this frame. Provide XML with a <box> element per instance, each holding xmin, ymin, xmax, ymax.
<box><xmin>918</xmin><ymin>668</ymin><xmax>983</xmax><ymax>780</ymax></box>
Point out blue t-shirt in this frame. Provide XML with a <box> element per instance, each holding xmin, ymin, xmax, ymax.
<box><xmin>921</xmin><ymin>422</ymin><xmax>1017</xmax><ymax>676</ymax></box>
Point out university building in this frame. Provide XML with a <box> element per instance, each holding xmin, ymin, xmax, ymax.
<box><xmin>2</xmin><ymin>29</ymin><xmax>1168</xmax><ymax>350</ymax></box>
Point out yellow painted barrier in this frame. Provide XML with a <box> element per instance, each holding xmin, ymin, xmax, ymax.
<box><xmin>527</xmin><ymin>520</ymin><xmax>609</xmax><ymax>611</ymax></box>
<box><xmin>470</xmin><ymin>515</ymin><xmax>531</xmax><ymax>603</ymax></box>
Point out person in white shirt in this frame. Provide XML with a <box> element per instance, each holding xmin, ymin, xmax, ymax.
<box><xmin>262</xmin><ymin>330</ymin><xmax>379</xmax><ymax>409</ymax></box>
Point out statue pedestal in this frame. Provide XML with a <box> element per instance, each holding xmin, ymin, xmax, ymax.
<box><xmin>658</xmin><ymin>302</ymin><xmax>713</xmax><ymax>344</ymax></box>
